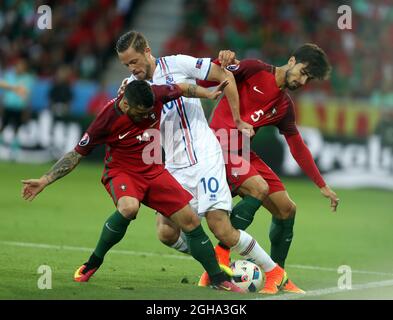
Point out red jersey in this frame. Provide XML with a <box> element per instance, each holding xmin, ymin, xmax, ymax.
<box><xmin>210</xmin><ymin>59</ymin><xmax>298</xmax><ymax>149</ymax></box>
<box><xmin>74</xmin><ymin>84</ymin><xmax>182</xmax><ymax>179</ymax></box>
<box><xmin>208</xmin><ymin>59</ymin><xmax>326</xmax><ymax>188</ymax></box>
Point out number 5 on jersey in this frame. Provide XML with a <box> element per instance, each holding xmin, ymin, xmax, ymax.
<box><xmin>251</xmin><ymin>109</ymin><xmax>264</xmax><ymax>122</ymax></box>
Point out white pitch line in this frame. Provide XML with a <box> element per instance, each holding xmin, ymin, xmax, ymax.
<box><xmin>254</xmin><ymin>279</ymin><xmax>393</xmax><ymax>300</ymax></box>
<box><xmin>288</xmin><ymin>264</ymin><xmax>393</xmax><ymax>277</ymax></box>
<box><xmin>2</xmin><ymin>240</ymin><xmax>393</xmax><ymax>277</ymax></box>
<box><xmin>0</xmin><ymin>240</ymin><xmax>193</xmax><ymax>260</ymax></box>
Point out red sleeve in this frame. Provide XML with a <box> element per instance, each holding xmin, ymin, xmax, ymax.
<box><xmin>276</xmin><ymin>94</ymin><xmax>299</xmax><ymax>136</ymax></box>
<box><xmin>196</xmin><ymin>58</ymin><xmax>267</xmax><ymax>87</ymax></box>
<box><xmin>229</xmin><ymin>59</ymin><xmax>267</xmax><ymax>83</ymax></box>
<box><xmin>152</xmin><ymin>84</ymin><xmax>183</xmax><ymax>104</ymax></box>
<box><xmin>74</xmin><ymin>106</ymin><xmax>114</xmax><ymax>156</ymax></box>
<box><xmin>284</xmin><ymin>133</ymin><xmax>326</xmax><ymax>188</ymax></box>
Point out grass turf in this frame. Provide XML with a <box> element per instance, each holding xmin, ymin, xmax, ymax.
<box><xmin>1</xmin><ymin>161</ymin><xmax>393</xmax><ymax>300</ymax></box>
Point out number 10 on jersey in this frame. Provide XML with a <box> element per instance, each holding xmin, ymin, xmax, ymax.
<box><xmin>200</xmin><ymin>177</ymin><xmax>219</xmax><ymax>193</ymax></box>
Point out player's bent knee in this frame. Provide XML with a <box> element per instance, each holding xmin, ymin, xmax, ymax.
<box><xmin>241</xmin><ymin>177</ymin><xmax>269</xmax><ymax>201</ymax></box>
<box><xmin>117</xmin><ymin>197</ymin><xmax>139</xmax><ymax>220</ymax></box>
<box><xmin>157</xmin><ymin>223</ymin><xmax>180</xmax><ymax>246</ymax></box>
<box><xmin>280</xmin><ymin>201</ymin><xmax>297</xmax><ymax>219</ymax></box>
<box><xmin>170</xmin><ymin>206</ymin><xmax>200</xmax><ymax>232</ymax></box>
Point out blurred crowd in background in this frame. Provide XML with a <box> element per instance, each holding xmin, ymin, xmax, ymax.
<box><xmin>0</xmin><ymin>0</ymin><xmax>138</xmax><ymax>129</ymax></box>
<box><xmin>1</xmin><ymin>0</ymin><xmax>135</xmax><ymax>79</ymax></box>
<box><xmin>0</xmin><ymin>0</ymin><xmax>392</xmax><ymax>132</ymax></box>
<box><xmin>164</xmin><ymin>0</ymin><xmax>393</xmax><ymax>106</ymax></box>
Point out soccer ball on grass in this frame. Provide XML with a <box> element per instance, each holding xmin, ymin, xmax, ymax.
<box><xmin>230</xmin><ymin>260</ymin><xmax>264</xmax><ymax>292</ymax></box>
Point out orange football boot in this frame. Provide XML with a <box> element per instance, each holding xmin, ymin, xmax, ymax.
<box><xmin>74</xmin><ymin>264</ymin><xmax>98</xmax><ymax>282</ymax></box>
<box><xmin>212</xmin><ymin>280</ymin><xmax>245</xmax><ymax>293</ymax></box>
<box><xmin>198</xmin><ymin>263</ymin><xmax>233</xmax><ymax>287</ymax></box>
<box><xmin>259</xmin><ymin>264</ymin><xmax>288</xmax><ymax>294</ymax></box>
<box><xmin>198</xmin><ymin>244</ymin><xmax>231</xmax><ymax>287</ymax></box>
<box><xmin>282</xmin><ymin>279</ymin><xmax>306</xmax><ymax>294</ymax></box>
<box><xmin>215</xmin><ymin>244</ymin><xmax>230</xmax><ymax>266</ymax></box>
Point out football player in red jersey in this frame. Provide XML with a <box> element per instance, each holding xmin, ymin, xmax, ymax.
<box><xmin>157</xmin><ymin>44</ymin><xmax>340</xmax><ymax>294</ymax></box>
<box><xmin>21</xmin><ymin>80</ymin><xmax>245</xmax><ymax>293</ymax></box>
<box><xmin>211</xmin><ymin>44</ymin><xmax>340</xmax><ymax>293</ymax></box>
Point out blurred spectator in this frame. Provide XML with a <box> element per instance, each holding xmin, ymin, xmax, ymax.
<box><xmin>0</xmin><ymin>1</ymin><xmax>138</xmax><ymax>79</ymax></box>
<box><xmin>87</xmin><ymin>79</ymin><xmax>111</xmax><ymax>116</ymax></box>
<box><xmin>0</xmin><ymin>80</ymin><xmax>27</xmax><ymax>98</ymax></box>
<box><xmin>163</xmin><ymin>0</ymin><xmax>393</xmax><ymax>102</ymax></box>
<box><xmin>49</xmin><ymin>65</ymin><xmax>73</xmax><ymax>118</ymax></box>
<box><xmin>0</xmin><ymin>58</ymin><xmax>34</xmax><ymax>132</ymax></box>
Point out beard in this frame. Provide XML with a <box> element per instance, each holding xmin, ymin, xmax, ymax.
<box><xmin>135</xmin><ymin>59</ymin><xmax>152</xmax><ymax>80</ymax></box>
<box><xmin>284</xmin><ymin>69</ymin><xmax>301</xmax><ymax>91</ymax></box>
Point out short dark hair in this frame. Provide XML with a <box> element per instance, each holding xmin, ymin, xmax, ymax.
<box><xmin>291</xmin><ymin>43</ymin><xmax>331</xmax><ymax>80</ymax></box>
<box><xmin>116</xmin><ymin>31</ymin><xmax>148</xmax><ymax>54</ymax></box>
<box><xmin>124</xmin><ymin>80</ymin><xmax>154</xmax><ymax>109</ymax></box>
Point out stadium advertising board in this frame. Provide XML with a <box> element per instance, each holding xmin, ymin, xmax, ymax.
<box><xmin>279</xmin><ymin>127</ymin><xmax>393</xmax><ymax>190</ymax></box>
<box><xmin>0</xmin><ymin>110</ymin><xmax>83</xmax><ymax>163</ymax></box>
<box><xmin>2</xmin><ymin>107</ymin><xmax>392</xmax><ymax>190</ymax></box>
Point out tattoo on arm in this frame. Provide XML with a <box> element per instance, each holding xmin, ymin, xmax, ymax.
<box><xmin>44</xmin><ymin>150</ymin><xmax>83</xmax><ymax>184</ymax></box>
<box><xmin>186</xmin><ymin>84</ymin><xmax>198</xmax><ymax>97</ymax></box>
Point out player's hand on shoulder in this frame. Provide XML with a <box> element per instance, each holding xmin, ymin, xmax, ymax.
<box><xmin>117</xmin><ymin>78</ymin><xmax>129</xmax><ymax>96</ymax></box>
<box><xmin>320</xmin><ymin>185</ymin><xmax>339</xmax><ymax>212</ymax></box>
<box><xmin>236</xmin><ymin>120</ymin><xmax>255</xmax><ymax>138</ymax></box>
<box><xmin>21</xmin><ymin>177</ymin><xmax>49</xmax><ymax>201</ymax></box>
<box><xmin>218</xmin><ymin>50</ymin><xmax>238</xmax><ymax>69</ymax></box>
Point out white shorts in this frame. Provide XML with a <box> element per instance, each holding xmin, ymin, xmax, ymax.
<box><xmin>167</xmin><ymin>152</ymin><xmax>232</xmax><ymax>218</ymax></box>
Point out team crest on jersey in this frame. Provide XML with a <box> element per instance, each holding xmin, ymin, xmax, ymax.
<box><xmin>195</xmin><ymin>58</ymin><xmax>203</xmax><ymax>69</ymax></box>
<box><xmin>166</xmin><ymin>74</ymin><xmax>174</xmax><ymax>84</ymax></box>
<box><xmin>78</xmin><ymin>133</ymin><xmax>90</xmax><ymax>146</ymax></box>
<box><xmin>226</xmin><ymin>64</ymin><xmax>240</xmax><ymax>71</ymax></box>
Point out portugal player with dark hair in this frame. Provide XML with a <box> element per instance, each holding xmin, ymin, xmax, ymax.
<box><xmin>21</xmin><ymin>80</ymin><xmax>245</xmax><ymax>293</ymax></box>
<box><xmin>158</xmin><ymin>43</ymin><xmax>340</xmax><ymax>294</ymax></box>
<box><xmin>208</xmin><ymin>43</ymin><xmax>340</xmax><ymax>293</ymax></box>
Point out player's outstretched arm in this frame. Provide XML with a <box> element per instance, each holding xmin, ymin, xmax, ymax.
<box><xmin>21</xmin><ymin>150</ymin><xmax>84</xmax><ymax>201</ymax></box>
<box><xmin>285</xmin><ymin>133</ymin><xmax>340</xmax><ymax>212</ymax></box>
<box><xmin>206</xmin><ymin>63</ymin><xmax>255</xmax><ymax>137</ymax></box>
<box><xmin>177</xmin><ymin>80</ymin><xmax>229</xmax><ymax>100</ymax></box>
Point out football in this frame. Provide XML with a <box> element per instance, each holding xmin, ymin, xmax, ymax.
<box><xmin>230</xmin><ymin>260</ymin><xmax>264</xmax><ymax>292</ymax></box>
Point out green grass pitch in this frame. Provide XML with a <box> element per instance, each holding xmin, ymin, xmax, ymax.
<box><xmin>1</xmin><ymin>161</ymin><xmax>393</xmax><ymax>300</ymax></box>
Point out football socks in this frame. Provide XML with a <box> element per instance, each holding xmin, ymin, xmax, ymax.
<box><xmin>231</xmin><ymin>230</ymin><xmax>276</xmax><ymax>272</ymax></box>
<box><xmin>230</xmin><ymin>195</ymin><xmax>262</xmax><ymax>230</ymax></box>
<box><xmin>184</xmin><ymin>225</ymin><xmax>223</xmax><ymax>281</ymax></box>
<box><xmin>93</xmin><ymin>210</ymin><xmax>131</xmax><ymax>259</ymax></box>
<box><xmin>170</xmin><ymin>232</ymin><xmax>190</xmax><ymax>254</ymax></box>
<box><xmin>269</xmin><ymin>216</ymin><xmax>295</xmax><ymax>268</ymax></box>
